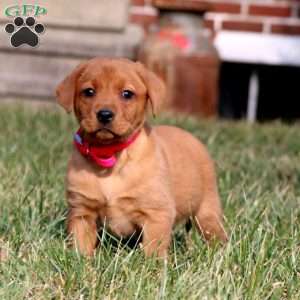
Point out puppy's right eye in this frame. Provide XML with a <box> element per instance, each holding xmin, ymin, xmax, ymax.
<box><xmin>82</xmin><ymin>88</ymin><xmax>96</xmax><ymax>97</ymax></box>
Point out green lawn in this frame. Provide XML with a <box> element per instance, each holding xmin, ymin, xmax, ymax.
<box><xmin>0</xmin><ymin>104</ymin><xmax>299</xmax><ymax>299</ymax></box>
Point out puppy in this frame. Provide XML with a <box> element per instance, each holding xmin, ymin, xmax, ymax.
<box><xmin>56</xmin><ymin>58</ymin><xmax>228</xmax><ymax>257</ymax></box>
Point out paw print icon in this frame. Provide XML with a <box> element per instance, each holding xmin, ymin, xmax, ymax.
<box><xmin>5</xmin><ymin>16</ymin><xmax>45</xmax><ymax>47</ymax></box>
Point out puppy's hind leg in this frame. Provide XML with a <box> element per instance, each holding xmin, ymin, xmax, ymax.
<box><xmin>193</xmin><ymin>194</ymin><xmax>228</xmax><ymax>244</ymax></box>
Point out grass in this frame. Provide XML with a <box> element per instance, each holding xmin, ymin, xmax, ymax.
<box><xmin>0</xmin><ymin>103</ymin><xmax>299</xmax><ymax>299</ymax></box>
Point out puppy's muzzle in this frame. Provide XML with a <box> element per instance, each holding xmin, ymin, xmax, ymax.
<box><xmin>97</xmin><ymin>109</ymin><xmax>115</xmax><ymax>125</ymax></box>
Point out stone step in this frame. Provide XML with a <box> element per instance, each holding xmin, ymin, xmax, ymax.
<box><xmin>0</xmin><ymin>26</ymin><xmax>142</xmax><ymax>99</ymax></box>
<box><xmin>0</xmin><ymin>25</ymin><xmax>143</xmax><ymax>58</ymax></box>
<box><xmin>0</xmin><ymin>53</ymin><xmax>81</xmax><ymax>99</ymax></box>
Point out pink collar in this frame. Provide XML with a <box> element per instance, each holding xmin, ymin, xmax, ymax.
<box><xmin>74</xmin><ymin>128</ymin><xmax>140</xmax><ymax>168</ymax></box>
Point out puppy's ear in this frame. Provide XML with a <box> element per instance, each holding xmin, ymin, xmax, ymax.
<box><xmin>55</xmin><ymin>62</ymin><xmax>87</xmax><ymax>113</ymax></box>
<box><xmin>135</xmin><ymin>62</ymin><xmax>166</xmax><ymax>117</ymax></box>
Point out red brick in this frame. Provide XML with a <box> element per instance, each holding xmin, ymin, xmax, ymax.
<box><xmin>153</xmin><ymin>0</ymin><xmax>243</xmax><ymax>14</ymax></box>
<box><xmin>153</xmin><ymin>0</ymin><xmax>210</xmax><ymax>12</ymax></box>
<box><xmin>249</xmin><ymin>4</ymin><xmax>291</xmax><ymax>17</ymax></box>
<box><xmin>131</xmin><ymin>0</ymin><xmax>150</xmax><ymax>6</ymax></box>
<box><xmin>210</xmin><ymin>2</ymin><xmax>241</xmax><ymax>14</ymax></box>
<box><xmin>271</xmin><ymin>24</ymin><xmax>300</xmax><ymax>35</ymax></box>
<box><xmin>222</xmin><ymin>20</ymin><xmax>263</xmax><ymax>32</ymax></box>
<box><xmin>130</xmin><ymin>13</ymin><xmax>158</xmax><ymax>30</ymax></box>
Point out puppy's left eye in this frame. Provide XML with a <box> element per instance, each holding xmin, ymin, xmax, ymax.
<box><xmin>121</xmin><ymin>90</ymin><xmax>135</xmax><ymax>100</ymax></box>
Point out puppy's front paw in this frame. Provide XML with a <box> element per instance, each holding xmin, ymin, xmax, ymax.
<box><xmin>67</xmin><ymin>213</ymin><xmax>97</xmax><ymax>256</ymax></box>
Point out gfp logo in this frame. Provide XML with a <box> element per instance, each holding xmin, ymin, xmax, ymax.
<box><xmin>4</xmin><ymin>4</ymin><xmax>47</xmax><ymax>48</ymax></box>
<box><xmin>4</xmin><ymin>4</ymin><xmax>47</xmax><ymax>17</ymax></box>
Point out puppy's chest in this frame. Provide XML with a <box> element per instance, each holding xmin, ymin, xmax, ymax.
<box><xmin>99</xmin><ymin>173</ymin><xmax>129</xmax><ymax>201</ymax></box>
<box><xmin>67</xmin><ymin>155</ymin><xmax>155</xmax><ymax>236</ymax></box>
<box><xmin>98</xmin><ymin>175</ymin><xmax>140</xmax><ymax>236</ymax></box>
<box><xmin>68</xmin><ymin>166</ymin><xmax>144</xmax><ymax>235</ymax></box>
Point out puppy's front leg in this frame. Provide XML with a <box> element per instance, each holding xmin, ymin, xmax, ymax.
<box><xmin>67</xmin><ymin>193</ymin><xmax>98</xmax><ymax>256</ymax></box>
<box><xmin>142</xmin><ymin>213</ymin><xmax>174</xmax><ymax>258</ymax></box>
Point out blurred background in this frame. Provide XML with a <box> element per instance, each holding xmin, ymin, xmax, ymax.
<box><xmin>0</xmin><ymin>0</ymin><xmax>299</xmax><ymax>122</ymax></box>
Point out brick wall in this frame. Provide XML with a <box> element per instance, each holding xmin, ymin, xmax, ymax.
<box><xmin>130</xmin><ymin>0</ymin><xmax>300</xmax><ymax>36</ymax></box>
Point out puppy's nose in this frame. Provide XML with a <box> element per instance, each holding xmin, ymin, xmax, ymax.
<box><xmin>96</xmin><ymin>109</ymin><xmax>115</xmax><ymax>125</ymax></box>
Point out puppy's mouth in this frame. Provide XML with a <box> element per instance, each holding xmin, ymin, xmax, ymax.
<box><xmin>94</xmin><ymin>128</ymin><xmax>120</xmax><ymax>141</ymax></box>
<box><xmin>80</xmin><ymin>120</ymin><xmax>132</xmax><ymax>144</ymax></box>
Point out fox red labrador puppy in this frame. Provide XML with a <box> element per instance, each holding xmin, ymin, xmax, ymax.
<box><xmin>56</xmin><ymin>58</ymin><xmax>228</xmax><ymax>257</ymax></box>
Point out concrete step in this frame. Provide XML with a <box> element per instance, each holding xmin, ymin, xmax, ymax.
<box><xmin>0</xmin><ymin>25</ymin><xmax>143</xmax><ymax>58</ymax></box>
<box><xmin>0</xmin><ymin>25</ymin><xmax>143</xmax><ymax>99</ymax></box>
<box><xmin>0</xmin><ymin>53</ymin><xmax>82</xmax><ymax>99</ymax></box>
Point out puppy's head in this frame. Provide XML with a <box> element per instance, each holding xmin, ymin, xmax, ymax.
<box><xmin>56</xmin><ymin>58</ymin><xmax>165</xmax><ymax>143</ymax></box>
